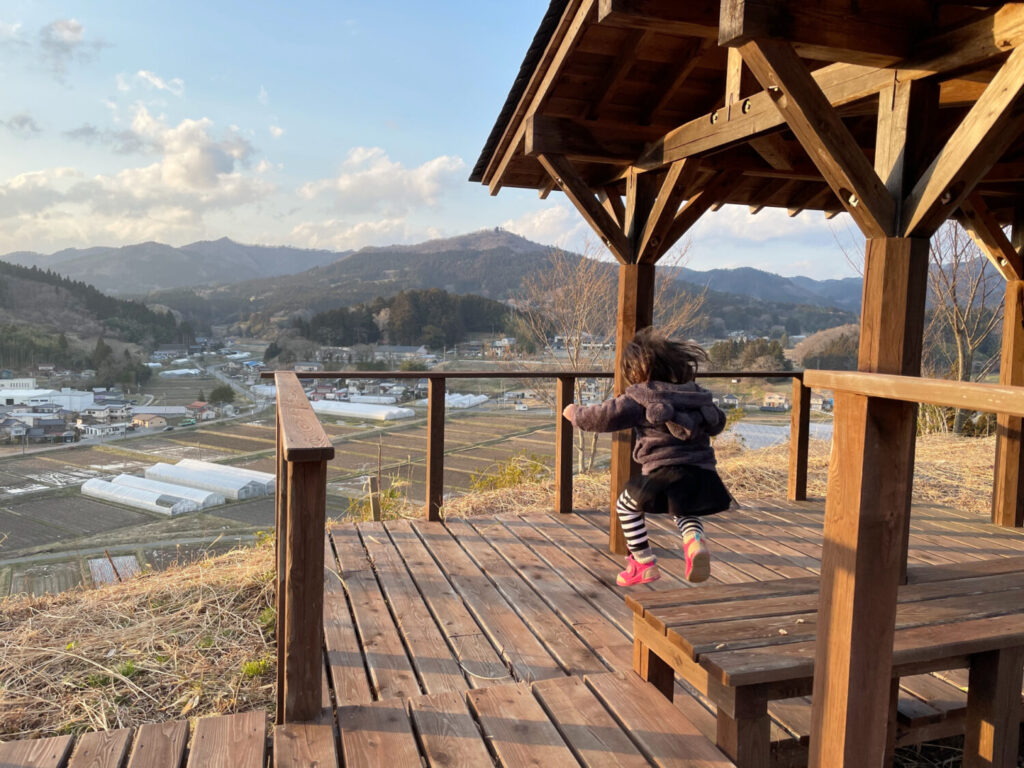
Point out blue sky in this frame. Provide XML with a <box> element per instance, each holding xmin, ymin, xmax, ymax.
<box><xmin>0</xmin><ymin>1</ymin><xmax>861</xmax><ymax>278</ymax></box>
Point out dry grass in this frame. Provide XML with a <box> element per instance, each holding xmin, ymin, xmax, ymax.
<box><xmin>0</xmin><ymin>543</ymin><xmax>276</xmax><ymax>739</ymax></box>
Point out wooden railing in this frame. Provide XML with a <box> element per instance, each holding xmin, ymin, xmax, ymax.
<box><xmin>273</xmin><ymin>372</ymin><xmax>334</xmax><ymax>724</ymax></box>
<box><xmin>798</xmin><ymin>370</ymin><xmax>1024</xmax><ymax>766</ymax></box>
<box><xmin>263</xmin><ymin>368</ymin><xmax>812</xmax><ymax>519</ymax></box>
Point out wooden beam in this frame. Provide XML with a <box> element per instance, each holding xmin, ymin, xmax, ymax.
<box><xmin>609</xmin><ymin>262</ymin><xmax>655</xmax><ymax>554</ymax></box>
<box><xmin>482</xmin><ymin>0</ymin><xmax>595</xmax><ymax>189</ymax></box>
<box><xmin>748</xmin><ymin>133</ymin><xmax>798</xmax><ymax>170</ymax></box>
<box><xmin>623</xmin><ymin>165</ymin><xmax>658</xmax><ymax>250</ymax></box>
<box><xmin>641</xmin><ymin>39</ymin><xmax>711</xmax><ymax>126</ymax></box>
<box><xmin>963</xmin><ymin>647</ymin><xmax>1024</xmax><ymax>768</ymax></box>
<box><xmin>587</xmin><ymin>29</ymin><xmax>648</xmax><ymax>121</ymax></box>
<box><xmin>902</xmin><ymin>44</ymin><xmax>1024</xmax><ymax>237</ymax></box>
<box><xmin>538</xmin><ymin>178</ymin><xmax>556</xmax><ymax>199</ymax></box>
<box><xmin>537</xmin><ymin>153</ymin><xmax>633</xmax><ymax>263</ymax></box>
<box><xmin>637</xmin><ymin>159</ymin><xmax>701</xmax><ymax>263</ymax></box>
<box><xmin>526</xmin><ymin>115</ymin><xmax>643</xmax><ymax>165</ymax></box>
<box><xmin>956</xmin><ymin>193</ymin><xmax>1023</xmax><ymax>281</ymax></box>
<box><xmin>597</xmin><ymin>186</ymin><xmax>626</xmax><ymax>227</ymax></box>
<box><xmin>875</xmin><ymin>78</ymin><xmax>939</xmax><ymax>202</ymax></box>
<box><xmin>724</xmin><ymin>47</ymin><xmax>744</xmax><ymax>117</ymax></box>
<box><xmin>992</xmin><ymin>278</ymin><xmax>1024</xmax><ymax>527</ymax></box>
<box><xmin>738</xmin><ymin>39</ymin><xmax>895</xmax><ymax>238</ymax></box>
<box><xmin>637</xmin><ymin>5</ymin><xmax>1024</xmax><ymax>173</ymax></box>
<box><xmin>597</xmin><ymin>0</ymin><xmax>718</xmax><ymax>39</ymax></box>
<box><xmin>719</xmin><ymin>0</ymin><xmax>919</xmax><ymax>67</ymax></box>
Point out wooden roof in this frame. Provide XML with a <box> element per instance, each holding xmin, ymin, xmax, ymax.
<box><xmin>472</xmin><ymin>1</ymin><xmax>1024</xmax><ymax>227</ymax></box>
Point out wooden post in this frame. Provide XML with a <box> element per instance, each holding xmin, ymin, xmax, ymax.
<box><xmin>787</xmin><ymin>378</ymin><xmax>810</xmax><ymax>501</ymax></box>
<box><xmin>808</xmin><ymin>237</ymin><xmax>929</xmax><ymax>768</ymax></box>
<box><xmin>963</xmin><ymin>646</ymin><xmax>1024</xmax><ymax>768</ymax></box>
<box><xmin>282</xmin><ymin>459</ymin><xmax>328</xmax><ymax>723</ymax></box>
<box><xmin>609</xmin><ymin>262</ymin><xmax>655</xmax><ymax>554</ymax></box>
<box><xmin>426</xmin><ymin>377</ymin><xmax>445</xmax><ymax>522</ymax></box>
<box><xmin>274</xmin><ymin>413</ymin><xmax>287</xmax><ymax>724</ymax></box>
<box><xmin>555</xmin><ymin>375</ymin><xmax>575</xmax><ymax>514</ymax></box>
<box><xmin>993</xmin><ymin>208</ymin><xmax>1024</xmax><ymax>527</ymax></box>
<box><xmin>368</xmin><ymin>475</ymin><xmax>382</xmax><ymax>522</ymax></box>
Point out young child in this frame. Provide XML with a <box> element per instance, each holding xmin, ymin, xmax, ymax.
<box><xmin>563</xmin><ymin>327</ymin><xmax>732</xmax><ymax>586</ymax></box>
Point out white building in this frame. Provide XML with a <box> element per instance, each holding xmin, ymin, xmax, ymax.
<box><xmin>82</xmin><ymin>422</ymin><xmax>131</xmax><ymax>438</ymax></box>
<box><xmin>49</xmin><ymin>388</ymin><xmax>96</xmax><ymax>412</ymax></box>
<box><xmin>0</xmin><ymin>388</ymin><xmax>59</xmax><ymax>407</ymax></box>
<box><xmin>3</xmin><ymin>378</ymin><xmax>38</xmax><ymax>390</ymax></box>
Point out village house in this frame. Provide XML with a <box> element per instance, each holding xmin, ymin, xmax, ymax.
<box><xmin>720</xmin><ymin>394</ymin><xmax>741</xmax><ymax>409</ymax></box>
<box><xmin>294</xmin><ymin>362</ymin><xmax>324</xmax><ymax>373</ymax></box>
<box><xmin>132</xmin><ymin>413</ymin><xmax>168</xmax><ymax>430</ymax></box>
<box><xmin>371</xmin><ymin>344</ymin><xmax>429</xmax><ymax>363</ymax></box>
<box><xmin>81</xmin><ymin>422</ymin><xmax>130</xmax><ymax>439</ymax></box>
<box><xmin>762</xmin><ymin>392</ymin><xmax>791</xmax><ymax>411</ymax></box>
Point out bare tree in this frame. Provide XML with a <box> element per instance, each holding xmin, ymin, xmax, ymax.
<box><xmin>925</xmin><ymin>221</ymin><xmax>1003</xmax><ymax>433</ymax></box>
<box><xmin>511</xmin><ymin>239</ymin><xmax>706</xmax><ymax>471</ymax></box>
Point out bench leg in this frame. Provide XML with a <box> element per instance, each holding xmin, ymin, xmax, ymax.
<box><xmin>716</xmin><ymin>693</ymin><xmax>770</xmax><ymax>768</ymax></box>
<box><xmin>633</xmin><ymin>636</ymin><xmax>674</xmax><ymax>701</ymax></box>
<box><xmin>964</xmin><ymin>646</ymin><xmax>1024</xmax><ymax>768</ymax></box>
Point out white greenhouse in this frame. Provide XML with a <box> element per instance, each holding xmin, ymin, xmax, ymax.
<box><xmin>177</xmin><ymin>459</ymin><xmax>276</xmax><ymax>494</ymax></box>
<box><xmin>113</xmin><ymin>474</ymin><xmax>226</xmax><ymax>509</ymax></box>
<box><xmin>81</xmin><ymin>478</ymin><xmax>198</xmax><ymax>516</ymax></box>
<box><xmin>146</xmin><ymin>463</ymin><xmax>264</xmax><ymax>500</ymax></box>
<box><xmin>311</xmin><ymin>400</ymin><xmax>415</xmax><ymax>421</ymax></box>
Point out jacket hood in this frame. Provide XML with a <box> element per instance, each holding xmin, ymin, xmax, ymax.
<box><xmin>625</xmin><ymin>381</ymin><xmax>721</xmax><ymax>440</ymax></box>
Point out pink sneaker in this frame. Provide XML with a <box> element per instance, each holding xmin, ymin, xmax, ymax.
<box><xmin>684</xmin><ymin>534</ymin><xmax>710</xmax><ymax>583</ymax></box>
<box><xmin>616</xmin><ymin>554</ymin><xmax>660</xmax><ymax>586</ymax></box>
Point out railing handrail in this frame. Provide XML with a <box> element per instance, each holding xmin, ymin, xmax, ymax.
<box><xmin>261</xmin><ymin>369</ymin><xmax>803</xmax><ymax>380</ymax></box>
<box><xmin>274</xmin><ymin>372</ymin><xmax>335</xmax><ymax>461</ymax></box>
<box><xmin>803</xmin><ymin>370</ymin><xmax>1024</xmax><ymax>417</ymax></box>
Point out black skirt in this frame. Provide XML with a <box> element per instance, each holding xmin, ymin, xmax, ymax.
<box><xmin>625</xmin><ymin>465</ymin><xmax>733</xmax><ymax>518</ymax></box>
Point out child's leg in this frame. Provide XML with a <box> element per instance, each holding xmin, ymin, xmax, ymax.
<box><xmin>615</xmin><ymin>489</ymin><xmax>660</xmax><ymax>586</ymax></box>
<box><xmin>617</xmin><ymin>488</ymin><xmax>654</xmax><ymax>561</ymax></box>
<box><xmin>673</xmin><ymin>515</ymin><xmax>710</xmax><ymax>583</ymax></box>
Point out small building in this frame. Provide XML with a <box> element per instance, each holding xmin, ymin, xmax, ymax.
<box><xmin>49</xmin><ymin>388</ymin><xmax>96</xmax><ymax>412</ymax></box>
<box><xmin>36</xmin><ymin>363</ymin><xmax>55</xmax><ymax>374</ymax></box>
<box><xmin>3</xmin><ymin>378</ymin><xmax>37</xmax><ymax>390</ymax></box>
<box><xmin>132</xmin><ymin>413</ymin><xmax>168</xmax><ymax>429</ymax></box>
<box><xmin>721</xmin><ymin>394</ymin><xmax>741</xmax><ymax>409</ymax></box>
<box><xmin>372</xmin><ymin>345</ymin><xmax>429</xmax><ymax>363</ymax></box>
<box><xmin>187</xmin><ymin>401</ymin><xmax>209</xmax><ymax>417</ymax></box>
<box><xmin>82</xmin><ymin>422</ymin><xmax>130</xmax><ymax>438</ymax></box>
<box><xmin>0</xmin><ymin>388</ymin><xmax>59</xmax><ymax>407</ymax></box>
<box><xmin>294</xmin><ymin>361</ymin><xmax>324</xmax><ymax>373</ymax></box>
<box><xmin>811</xmin><ymin>395</ymin><xmax>834</xmax><ymax>413</ymax></box>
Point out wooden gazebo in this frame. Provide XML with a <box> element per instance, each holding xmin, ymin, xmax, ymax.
<box><xmin>472</xmin><ymin>2</ymin><xmax>1024</xmax><ymax>765</ymax></box>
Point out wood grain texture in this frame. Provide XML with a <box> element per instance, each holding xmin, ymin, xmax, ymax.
<box><xmin>803</xmin><ymin>370</ymin><xmax>1024</xmax><ymax>417</ymax></box>
<box><xmin>533</xmin><ymin>675</ymin><xmax>651</xmax><ymax>767</ymax></box>
<box><xmin>609</xmin><ymin>261</ymin><xmax>654</xmax><ymax>554</ymax></box>
<box><xmin>468</xmin><ymin>682</ymin><xmax>579</xmax><ymax>766</ymax></box>
<box><xmin>587</xmin><ymin>671</ymin><xmax>735</xmax><ymax>767</ymax></box>
<box><xmin>186</xmin><ymin>712</ymin><xmax>266</xmax><ymax>768</ymax></box>
<box><xmin>963</xmin><ymin>646</ymin><xmax>1024</xmax><ymax>768</ymax></box>
<box><xmin>425</xmin><ymin>376</ymin><xmax>445</xmax><ymax>521</ymax></box>
<box><xmin>338</xmin><ymin>700</ymin><xmax>421</xmax><ymax>768</ymax></box>
<box><xmin>67</xmin><ymin>729</ymin><xmax>131</xmax><ymax>768</ymax></box>
<box><xmin>0</xmin><ymin>736</ymin><xmax>74</xmax><ymax>768</ymax></box>
<box><xmin>272</xmin><ymin>723</ymin><xmax>337</xmax><ymax>768</ymax></box>
<box><xmin>787</xmin><ymin>379</ymin><xmax>810</xmax><ymax>501</ymax></box>
<box><xmin>408</xmin><ymin>691</ymin><xmax>495</xmax><ymax>768</ymax></box>
<box><xmin>555</xmin><ymin>375</ymin><xmax>575</xmax><ymax>514</ymax></box>
<box><xmin>993</xmin><ymin>279</ymin><xmax>1024</xmax><ymax>527</ymax></box>
<box><xmin>126</xmin><ymin>721</ymin><xmax>188</xmax><ymax>768</ymax></box>
<box><xmin>322</xmin><ymin>535</ymin><xmax>374</xmax><ymax>707</ymax></box>
<box><xmin>274</xmin><ymin>372</ymin><xmax>334</xmax><ymax>462</ymax></box>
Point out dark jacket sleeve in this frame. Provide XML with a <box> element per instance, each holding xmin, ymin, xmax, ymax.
<box><xmin>701</xmin><ymin>403</ymin><xmax>728</xmax><ymax>437</ymax></box>
<box><xmin>570</xmin><ymin>395</ymin><xmax>644</xmax><ymax>433</ymax></box>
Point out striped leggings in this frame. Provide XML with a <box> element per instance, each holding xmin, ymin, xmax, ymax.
<box><xmin>616</xmin><ymin>488</ymin><xmax>703</xmax><ymax>555</ymax></box>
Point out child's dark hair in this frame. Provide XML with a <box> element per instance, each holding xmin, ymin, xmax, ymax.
<box><xmin>621</xmin><ymin>327</ymin><xmax>709</xmax><ymax>385</ymax></box>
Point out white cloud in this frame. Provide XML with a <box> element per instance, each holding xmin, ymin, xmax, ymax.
<box><xmin>289</xmin><ymin>217</ymin><xmax>445</xmax><ymax>251</ymax></box>
<box><xmin>692</xmin><ymin>204</ymin><xmax>843</xmax><ymax>242</ymax></box>
<box><xmin>136</xmin><ymin>69</ymin><xmax>185</xmax><ymax>97</ymax></box>
<box><xmin>38</xmin><ymin>18</ymin><xmax>104</xmax><ymax>78</ymax></box>
<box><xmin>299</xmin><ymin>147</ymin><xmax>464</xmax><ymax>216</ymax></box>
<box><xmin>501</xmin><ymin>204</ymin><xmax>588</xmax><ymax>248</ymax></box>
<box><xmin>269</xmin><ymin>125</ymin><xmax>284</xmax><ymax>138</ymax></box>
<box><xmin>0</xmin><ymin>108</ymin><xmax>273</xmax><ymax>250</ymax></box>
<box><xmin>258</xmin><ymin>85</ymin><xmax>269</xmax><ymax>106</ymax></box>
<box><xmin>0</xmin><ymin>21</ymin><xmax>22</xmax><ymax>39</ymax></box>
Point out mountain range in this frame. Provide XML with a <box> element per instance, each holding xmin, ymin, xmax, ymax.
<box><xmin>2</xmin><ymin>230</ymin><xmax>865</xmax><ymax>311</ymax></box>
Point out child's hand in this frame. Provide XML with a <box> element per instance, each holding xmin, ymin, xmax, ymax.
<box><xmin>562</xmin><ymin>403</ymin><xmax>577</xmax><ymax>421</ymax></box>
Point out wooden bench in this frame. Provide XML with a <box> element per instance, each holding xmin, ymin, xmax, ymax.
<box><xmin>630</xmin><ymin>557</ymin><xmax>1024</xmax><ymax>768</ymax></box>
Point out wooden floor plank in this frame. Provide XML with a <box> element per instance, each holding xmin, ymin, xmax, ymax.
<box><xmin>468</xmin><ymin>682</ymin><xmax>581</xmax><ymax>767</ymax></box>
<box><xmin>0</xmin><ymin>736</ymin><xmax>74</xmax><ymax>768</ymax></box>
<box><xmin>359</xmin><ymin>521</ymin><xmax>469</xmax><ymax>695</ymax></box>
<box><xmin>322</xmin><ymin>536</ymin><xmax>374</xmax><ymax>706</ymax></box>
<box><xmin>331</xmin><ymin>525</ymin><xmax>421</xmax><ymax>700</ymax></box>
<box><xmin>186</xmin><ymin>712</ymin><xmax>266</xmax><ymax>768</ymax></box>
<box><xmin>407</xmin><ymin>690</ymin><xmax>495</xmax><ymax>768</ymax></box>
<box><xmin>532</xmin><ymin>675</ymin><xmax>651</xmax><ymax>767</ymax></box>
<box><xmin>385</xmin><ymin>520</ymin><xmax>513</xmax><ymax>686</ymax></box>
<box><xmin>586</xmin><ymin>671</ymin><xmax>735</xmax><ymax>768</ymax></box>
<box><xmin>412</xmin><ymin>520</ymin><xmax>564</xmax><ymax>683</ymax></box>
<box><xmin>67</xmin><ymin>729</ymin><xmax>132</xmax><ymax>768</ymax></box>
<box><xmin>272</xmin><ymin>723</ymin><xmax>337</xmax><ymax>768</ymax></box>
<box><xmin>126</xmin><ymin>722</ymin><xmax>188</xmax><ymax>768</ymax></box>
<box><xmin>445</xmin><ymin>517</ymin><xmax>609</xmax><ymax>678</ymax></box>
<box><xmin>338</xmin><ymin>699</ymin><xmax>421</xmax><ymax>768</ymax></box>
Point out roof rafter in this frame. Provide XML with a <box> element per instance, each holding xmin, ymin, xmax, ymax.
<box><xmin>956</xmin><ymin>193</ymin><xmax>1024</xmax><ymax>281</ymax></box>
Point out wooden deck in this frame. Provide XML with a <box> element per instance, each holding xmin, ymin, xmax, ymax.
<box><xmin>3</xmin><ymin>499</ymin><xmax>1023</xmax><ymax>767</ymax></box>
